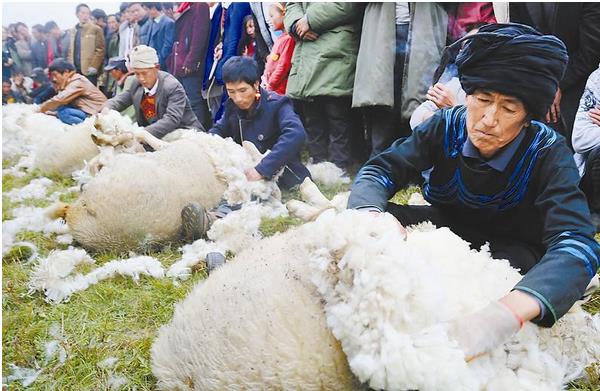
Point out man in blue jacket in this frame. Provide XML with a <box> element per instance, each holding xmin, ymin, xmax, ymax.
<box><xmin>142</xmin><ymin>2</ymin><xmax>174</xmax><ymax>71</ymax></box>
<box><xmin>348</xmin><ymin>24</ymin><xmax>600</xmax><ymax>361</ymax></box>
<box><xmin>181</xmin><ymin>56</ymin><xmax>310</xmax><ymax>246</ymax></box>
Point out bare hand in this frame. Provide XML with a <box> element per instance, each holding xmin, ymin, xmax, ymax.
<box><xmin>426</xmin><ymin>83</ymin><xmax>456</xmax><ymax>109</ymax></box>
<box><xmin>545</xmin><ymin>88</ymin><xmax>562</xmax><ymax>123</ymax></box>
<box><xmin>294</xmin><ymin>15</ymin><xmax>311</xmax><ymax>38</ymax></box>
<box><xmin>214</xmin><ymin>42</ymin><xmax>223</xmax><ymax>61</ymax></box>
<box><xmin>244</xmin><ymin>167</ymin><xmax>263</xmax><ymax>181</ymax></box>
<box><xmin>303</xmin><ymin>30</ymin><xmax>319</xmax><ymax>41</ymax></box>
<box><xmin>589</xmin><ymin>105</ymin><xmax>600</xmax><ymax>126</ymax></box>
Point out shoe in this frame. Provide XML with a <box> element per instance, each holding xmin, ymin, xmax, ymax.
<box><xmin>181</xmin><ymin>203</ymin><xmax>212</xmax><ymax>242</ymax></box>
<box><xmin>206</xmin><ymin>252</ymin><xmax>225</xmax><ymax>274</ymax></box>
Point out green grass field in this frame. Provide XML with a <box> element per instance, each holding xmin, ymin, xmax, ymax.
<box><xmin>2</xmin><ymin>157</ymin><xmax>599</xmax><ymax>390</ymax></box>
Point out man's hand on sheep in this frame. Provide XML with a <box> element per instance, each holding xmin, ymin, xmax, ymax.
<box><xmin>244</xmin><ymin>167</ymin><xmax>264</xmax><ymax>181</ymax></box>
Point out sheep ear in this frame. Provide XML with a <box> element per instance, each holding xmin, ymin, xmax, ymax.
<box><xmin>45</xmin><ymin>202</ymin><xmax>69</xmax><ymax>220</ymax></box>
<box><xmin>242</xmin><ymin>141</ymin><xmax>264</xmax><ymax>163</ymax></box>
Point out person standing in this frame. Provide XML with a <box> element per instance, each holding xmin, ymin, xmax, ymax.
<box><xmin>143</xmin><ymin>2</ymin><xmax>175</xmax><ymax>70</ymax></box>
<box><xmin>14</xmin><ymin>22</ymin><xmax>33</xmax><ymax>76</ymax></box>
<box><xmin>68</xmin><ymin>3</ymin><xmax>106</xmax><ymax>85</ymax></box>
<box><xmin>44</xmin><ymin>21</ymin><xmax>70</xmax><ymax>59</ymax></box>
<box><xmin>262</xmin><ymin>3</ymin><xmax>294</xmax><ymax>96</ymax></box>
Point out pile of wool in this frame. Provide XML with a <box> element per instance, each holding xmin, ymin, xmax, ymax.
<box><xmin>28</xmin><ymin>247</ymin><xmax>165</xmax><ymax>304</ymax></box>
<box><xmin>306</xmin><ymin>161</ymin><xmax>351</xmax><ymax>186</ymax></box>
<box><xmin>61</xmin><ymin>132</ymin><xmax>281</xmax><ymax>252</ymax></box>
<box><xmin>152</xmin><ymin>179</ymin><xmax>599</xmax><ymax>390</ymax></box>
<box><xmin>5</xmin><ymin>177</ymin><xmax>54</xmax><ymax>202</ymax></box>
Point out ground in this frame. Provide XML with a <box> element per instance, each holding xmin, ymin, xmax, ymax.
<box><xmin>2</xmin><ymin>157</ymin><xmax>599</xmax><ymax>390</ymax></box>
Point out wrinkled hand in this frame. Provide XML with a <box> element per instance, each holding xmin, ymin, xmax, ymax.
<box><xmin>87</xmin><ymin>67</ymin><xmax>98</xmax><ymax>76</ymax></box>
<box><xmin>214</xmin><ymin>42</ymin><xmax>223</xmax><ymax>61</ymax></box>
<box><xmin>445</xmin><ymin>301</ymin><xmax>521</xmax><ymax>362</ymax></box>
<box><xmin>303</xmin><ymin>30</ymin><xmax>319</xmax><ymax>41</ymax></box>
<box><xmin>244</xmin><ymin>167</ymin><xmax>264</xmax><ymax>181</ymax></box>
<box><xmin>589</xmin><ymin>105</ymin><xmax>600</xmax><ymax>127</ymax></box>
<box><xmin>426</xmin><ymin>83</ymin><xmax>456</xmax><ymax>109</ymax></box>
<box><xmin>545</xmin><ymin>88</ymin><xmax>562</xmax><ymax>123</ymax></box>
<box><xmin>294</xmin><ymin>15</ymin><xmax>312</xmax><ymax>39</ymax></box>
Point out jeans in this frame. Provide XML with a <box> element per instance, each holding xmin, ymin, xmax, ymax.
<box><xmin>180</xmin><ymin>72</ymin><xmax>212</xmax><ymax>130</ymax></box>
<box><xmin>56</xmin><ymin>106</ymin><xmax>87</xmax><ymax>125</ymax></box>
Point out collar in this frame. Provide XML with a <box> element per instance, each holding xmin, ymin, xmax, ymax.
<box><xmin>143</xmin><ymin>78</ymin><xmax>159</xmax><ymax>96</ymax></box>
<box><xmin>154</xmin><ymin>14</ymin><xmax>162</xmax><ymax>23</ymax></box>
<box><xmin>462</xmin><ymin>128</ymin><xmax>527</xmax><ymax>172</ymax></box>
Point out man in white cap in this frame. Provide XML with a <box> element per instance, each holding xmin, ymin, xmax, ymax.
<box><xmin>103</xmin><ymin>45</ymin><xmax>204</xmax><ymax>141</ymax></box>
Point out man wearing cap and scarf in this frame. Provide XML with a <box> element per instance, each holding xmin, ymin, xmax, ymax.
<box><xmin>103</xmin><ymin>45</ymin><xmax>203</xmax><ymax>141</ymax></box>
<box><xmin>348</xmin><ymin>23</ymin><xmax>600</xmax><ymax>361</ymax></box>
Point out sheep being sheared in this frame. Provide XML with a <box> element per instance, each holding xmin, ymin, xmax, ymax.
<box><xmin>55</xmin><ymin>133</ymin><xmax>281</xmax><ymax>253</ymax></box>
<box><xmin>151</xmin><ymin>179</ymin><xmax>600</xmax><ymax>391</ymax></box>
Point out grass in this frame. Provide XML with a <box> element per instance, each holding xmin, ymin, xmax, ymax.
<box><xmin>2</xmin><ymin>161</ymin><xmax>599</xmax><ymax>390</ymax></box>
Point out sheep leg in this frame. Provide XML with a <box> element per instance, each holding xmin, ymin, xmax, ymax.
<box><xmin>136</xmin><ymin>130</ymin><xmax>169</xmax><ymax>151</ymax></box>
<box><xmin>298</xmin><ymin>178</ymin><xmax>333</xmax><ymax>210</ymax></box>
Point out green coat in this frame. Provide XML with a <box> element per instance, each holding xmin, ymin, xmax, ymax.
<box><xmin>284</xmin><ymin>2</ymin><xmax>362</xmax><ymax>99</ymax></box>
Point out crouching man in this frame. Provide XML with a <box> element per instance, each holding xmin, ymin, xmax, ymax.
<box><xmin>38</xmin><ymin>58</ymin><xmax>107</xmax><ymax>124</ymax></box>
<box><xmin>103</xmin><ymin>45</ymin><xmax>204</xmax><ymax>144</ymax></box>
<box><xmin>348</xmin><ymin>24</ymin><xmax>600</xmax><ymax>360</ymax></box>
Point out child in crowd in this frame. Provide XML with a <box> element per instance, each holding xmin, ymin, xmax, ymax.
<box><xmin>238</xmin><ymin>15</ymin><xmax>256</xmax><ymax>57</ymax></box>
<box><xmin>262</xmin><ymin>3</ymin><xmax>294</xmax><ymax>96</ymax></box>
<box><xmin>2</xmin><ymin>79</ymin><xmax>25</xmax><ymax>104</ymax></box>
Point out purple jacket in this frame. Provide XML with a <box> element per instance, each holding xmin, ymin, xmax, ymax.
<box><xmin>167</xmin><ymin>3</ymin><xmax>210</xmax><ymax>78</ymax></box>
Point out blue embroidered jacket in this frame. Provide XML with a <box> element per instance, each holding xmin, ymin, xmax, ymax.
<box><xmin>348</xmin><ymin>106</ymin><xmax>600</xmax><ymax>327</ymax></box>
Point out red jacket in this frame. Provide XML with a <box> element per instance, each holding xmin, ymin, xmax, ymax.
<box><xmin>263</xmin><ymin>32</ymin><xmax>295</xmax><ymax>96</ymax></box>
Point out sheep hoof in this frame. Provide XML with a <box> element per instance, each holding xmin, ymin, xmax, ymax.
<box><xmin>206</xmin><ymin>252</ymin><xmax>225</xmax><ymax>274</ymax></box>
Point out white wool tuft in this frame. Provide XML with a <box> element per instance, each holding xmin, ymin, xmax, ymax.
<box><xmin>107</xmin><ymin>375</ymin><xmax>128</xmax><ymax>390</ymax></box>
<box><xmin>407</xmin><ymin>191</ymin><xmax>431</xmax><ymax>206</ymax></box>
<box><xmin>2</xmin><ymin>206</ymin><xmax>69</xmax><ymax>256</ymax></box>
<box><xmin>3</xmin><ymin>364</ymin><xmax>42</xmax><ymax>387</ymax></box>
<box><xmin>166</xmin><ymin>239</ymin><xmax>223</xmax><ymax>280</ymax></box>
<box><xmin>28</xmin><ymin>249</ymin><xmax>165</xmax><ymax>303</ymax></box>
<box><xmin>98</xmin><ymin>357</ymin><xmax>119</xmax><ymax>369</ymax></box>
<box><xmin>307</xmin><ymin>162</ymin><xmax>351</xmax><ymax>186</ymax></box>
<box><xmin>44</xmin><ymin>323</ymin><xmax>68</xmax><ymax>364</ymax></box>
<box><xmin>6</xmin><ymin>177</ymin><xmax>54</xmax><ymax>202</ymax></box>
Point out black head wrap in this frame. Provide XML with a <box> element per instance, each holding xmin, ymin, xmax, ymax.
<box><xmin>434</xmin><ymin>23</ymin><xmax>568</xmax><ymax>119</ymax></box>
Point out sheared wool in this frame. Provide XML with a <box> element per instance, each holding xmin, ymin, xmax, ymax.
<box><xmin>153</xmin><ymin>179</ymin><xmax>600</xmax><ymax>390</ymax></box>
<box><xmin>3</xmin><ymin>364</ymin><xmax>42</xmax><ymax>387</ymax></box>
<box><xmin>28</xmin><ymin>249</ymin><xmax>165</xmax><ymax>303</ymax></box>
<box><xmin>2</xmin><ymin>205</ymin><xmax>69</xmax><ymax>256</ymax></box>
<box><xmin>44</xmin><ymin>323</ymin><xmax>68</xmax><ymax>364</ymax></box>
<box><xmin>6</xmin><ymin>177</ymin><xmax>54</xmax><ymax>202</ymax></box>
<box><xmin>307</xmin><ymin>162</ymin><xmax>351</xmax><ymax>186</ymax></box>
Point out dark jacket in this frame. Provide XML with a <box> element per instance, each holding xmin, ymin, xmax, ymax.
<box><xmin>105</xmin><ymin>70</ymin><xmax>203</xmax><ymax>138</ymax></box>
<box><xmin>146</xmin><ymin>15</ymin><xmax>175</xmax><ymax>70</ymax></box>
<box><xmin>167</xmin><ymin>3</ymin><xmax>210</xmax><ymax>78</ymax></box>
<box><xmin>348</xmin><ymin>106</ymin><xmax>600</xmax><ymax>327</ymax></box>
<box><xmin>209</xmin><ymin>87</ymin><xmax>310</xmax><ymax>189</ymax></box>
<box><xmin>203</xmin><ymin>2</ymin><xmax>252</xmax><ymax>89</ymax></box>
<box><xmin>31</xmin><ymin>39</ymin><xmax>49</xmax><ymax>69</ymax></box>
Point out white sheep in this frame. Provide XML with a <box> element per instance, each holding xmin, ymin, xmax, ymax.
<box><xmin>151</xmin><ymin>179</ymin><xmax>599</xmax><ymax>391</ymax></box>
<box><xmin>55</xmin><ymin>133</ymin><xmax>280</xmax><ymax>253</ymax></box>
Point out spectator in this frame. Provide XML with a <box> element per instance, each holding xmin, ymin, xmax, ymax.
<box><xmin>262</xmin><ymin>2</ymin><xmax>294</xmax><ymax>96</ymax></box>
<box><xmin>14</xmin><ymin>22</ymin><xmax>33</xmax><ymax>76</ymax></box>
<box><xmin>445</xmin><ymin>3</ymin><xmax>496</xmax><ymax>43</ymax></box>
<box><xmin>129</xmin><ymin>2</ymin><xmax>151</xmax><ymax>45</ymax></box>
<box><xmin>237</xmin><ymin>15</ymin><xmax>256</xmax><ymax>57</ymax></box>
<box><xmin>31</xmin><ymin>24</ymin><xmax>51</xmax><ymax>69</ymax></box>
<box><xmin>68</xmin><ymin>3</ymin><xmax>106</xmax><ymax>85</ymax></box>
<box><xmin>162</xmin><ymin>3</ymin><xmax>176</xmax><ymax>20</ymax></box>
<box><xmin>572</xmin><ymin>65</ymin><xmax>600</xmax><ymax>230</ymax></box>
<box><xmin>203</xmin><ymin>2</ymin><xmax>252</xmax><ymax>121</ymax></box>
<box><xmin>10</xmin><ymin>67</ymin><xmax>33</xmax><ymax>103</ymax></box>
<box><xmin>106</xmin><ymin>14</ymin><xmax>121</xmax><ymax>60</ymax></box>
<box><xmin>250</xmin><ymin>2</ymin><xmax>276</xmax><ymax>75</ymax></box>
<box><xmin>104</xmin><ymin>57</ymin><xmax>136</xmax><ymax>120</ymax></box>
<box><xmin>2</xmin><ymin>27</ymin><xmax>17</xmax><ymax>80</ymax></box>
<box><xmin>119</xmin><ymin>2</ymin><xmax>138</xmax><ymax>58</ymax></box>
<box><xmin>142</xmin><ymin>2</ymin><xmax>175</xmax><ymax>70</ymax></box>
<box><xmin>44</xmin><ymin>21</ymin><xmax>70</xmax><ymax>59</ymax></box>
<box><xmin>104</xmin><ymin>45</ymin><xmax>203</xmax><ymax>142</ymax></box>
<box><xmin>2</xmin><ymin>79</ymin><xmax>25</xmax><ymax>104</ymax></box>
<box><xmin>91</xmin><ymin>8</ymin><xmax>109</xmax><ymax>36</ymax></box>
<box><xmin>168</xmin><ymin>2</ymin><xmax>211</xmax><ymax>129</ymax></box>
<box><xmin>29</xmin><ymin>67</ymin><xmax>56</xmax><ymax>104</ymax></box>
<box><xmin>284</xmin><ymin>2</ymin><xmax>361</xmax><ymax>172</ymax></box>
<box><xmin>510</xmin><ymin>3</ymin><xmax>600</xmax><ymax>150</ymax></box>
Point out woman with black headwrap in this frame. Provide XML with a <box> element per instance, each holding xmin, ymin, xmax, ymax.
<box><xmin>347</xmin><ymin>23</ymin><xmax>600</xmax><ymax>361</ymax></box>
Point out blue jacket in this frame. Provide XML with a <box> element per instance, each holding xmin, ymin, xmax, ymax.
<box><xmin>203</xmin><ymin>2</ymin><xmax>252</xmax><ymax>89</ymax></box>
<box><xmin>209</xmin><ymin>88</ymin><xmax>310</xmax><ymax>189</ymax></box>
<box><xmin>146</xmin><ymin>15</ymin><xmax>175</xmax><ymax>70</ymax></box>
<box><xmin>348</xmin><ymin>106</ymin><xmax>600</xmax><ymax>327</ymax></box>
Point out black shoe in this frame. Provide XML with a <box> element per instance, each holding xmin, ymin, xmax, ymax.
<box><xmin>206</xmin><ymin>252</ymin><xmax>225</xmax><ymax>274</ymax></box>
<box><xmin>181</xmin><ymin>203</ymin><xmax>211</xmax><ymax>242</ymax></box>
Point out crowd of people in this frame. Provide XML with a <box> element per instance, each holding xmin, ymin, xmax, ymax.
<box><xmin>2</xmin><ymin>1</ymin><xmax>600</xmax><ymax>364</ymax></box>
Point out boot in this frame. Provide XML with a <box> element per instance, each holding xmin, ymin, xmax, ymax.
<box><xmin>181</xmin><ymin>203</ymin><xmax>214</xmax><ymax>242</ymax></box>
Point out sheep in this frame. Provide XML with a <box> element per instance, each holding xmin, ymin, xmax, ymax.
<box><xmin>57</xmin><ymin>132</ymin><xmax>281</xmax><ymax>253</ymax></box>
<box><xmin>151</xmin><ymin>179</ymin><xmax>599</xmax><ymax>391</ymax></box>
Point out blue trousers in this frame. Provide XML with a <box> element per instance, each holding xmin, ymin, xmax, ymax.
<box><xmin>179</xmin><ymin>72</ymin><xmax>211</xmax><ymax>130</ymax></box>
<box><xmin>57</xmin><ymin>106</ymin><xmax>87</xmax><ymax>125</ymax></box>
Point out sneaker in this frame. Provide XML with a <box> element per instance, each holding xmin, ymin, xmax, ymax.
<box><xmin>206</xmin><ymin>252</ymin><xmax>225</xmax><ymax>274</ymax></box>
<box><xmin>181</xmin><ymin>203</ymin><xmax>212</xmax><ymax>242</ymax></box>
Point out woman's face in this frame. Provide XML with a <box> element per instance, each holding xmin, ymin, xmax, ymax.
<box><xmin>465</xmin><ymin>90</ymin><xmax>529</xmax><ymax>158</ymax></box>
<box><xmin>269</xmin><ymin>8</ymin><xmax>284</xmax><ymax>31</ymax></box>
<box><xmin>246</xmin><ymin>20</ymin><xmax>255</xmax><ymax>38</ymax></box>
<box><xmin>225</xmin><ymin>80</ymin><xmax>259</xmax><ymax>110</ymax></box>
